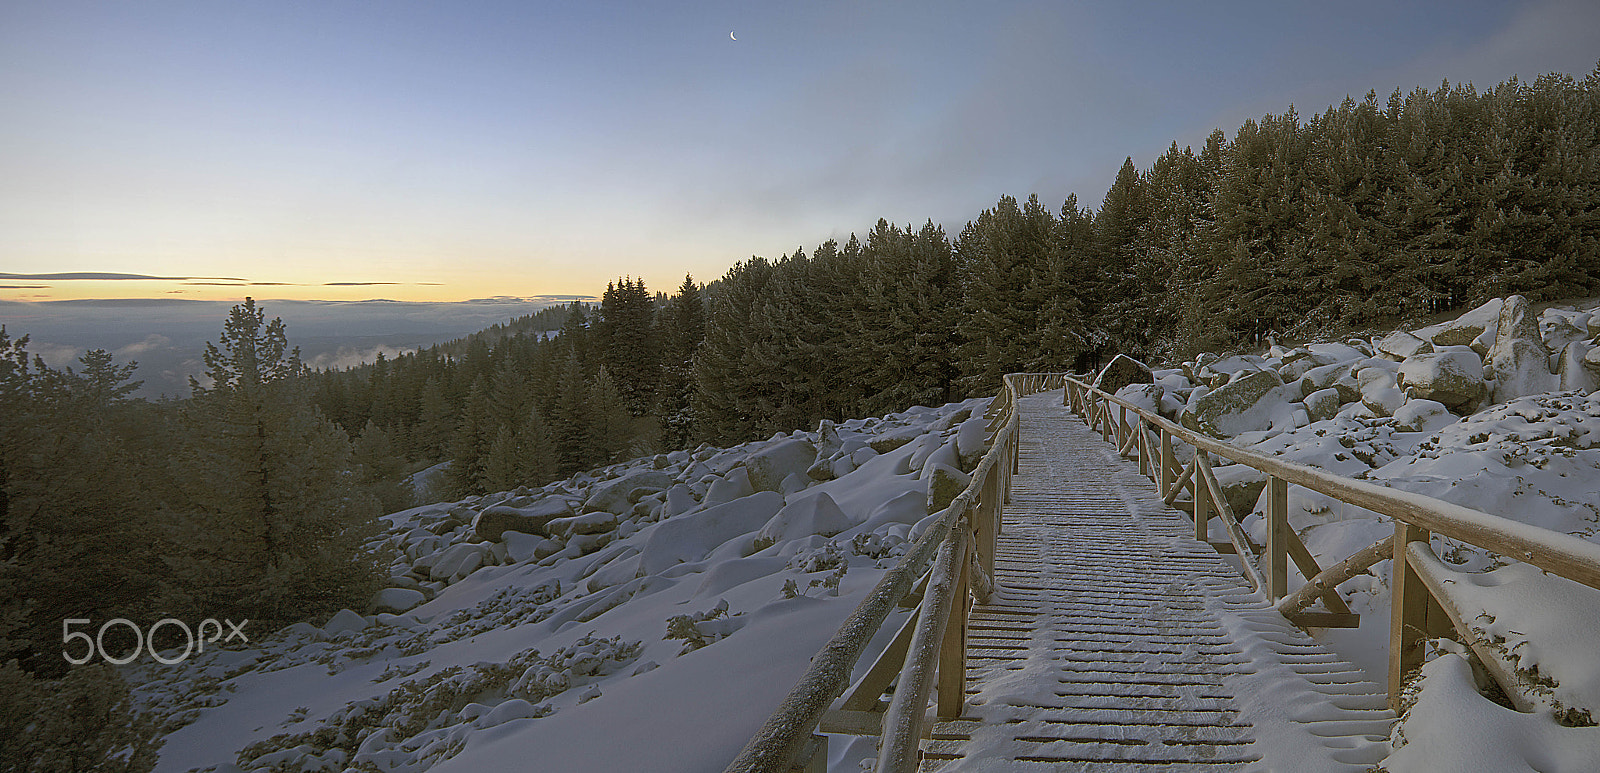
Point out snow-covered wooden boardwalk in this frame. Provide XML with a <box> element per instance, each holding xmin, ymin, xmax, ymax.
<box><xmin>921</xmin><ymin>392</ymin><xmax>1395</xmax><ymax>772</ymax></box>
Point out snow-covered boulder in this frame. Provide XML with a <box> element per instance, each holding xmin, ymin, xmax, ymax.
<box><xmin>1541</xmin><ymin>310</ymin><xmax>1591</xmax><ymax>355</ymax></box>
<box><xmin>1185</xmin><ymin>369</ymin><xmax>1290</xmax><ymax>438</ymax></box>
<box><xmin>661</xmin><ymin>484</ymin><xmax>698</xmax><ymax>518</ymax></box>
<box><xmin>1418</xmin><ymin>297</ymin><xmax>1503</xmax><ymax>349</ymax></box>
<box><xmin>1376</xmin><ymin>330</ymin><xmax>1433</xmax><ymax>360</ymax></box>
<box><xmin>1357</xmin><ymin>365</ymin><xmax>1405</xmax><ymax>417</ymax></box>
<box><xmin>1396</xmin><ymin>349</ymin><xmax>1487</xmax><ymax>411</ymax></box>
<box><xmin>1303</xmin><ymin>387</ymin><xmax>1342</xmax><ymax>422</ymax></box>
<box><xmin>502</xmin><ymin>531</ymin><xmax>547</xmax><ymax>563</ymax></box>
<box><xmin>584</xmin><ymin>470</ymin><xmax>675</xmax><ymax>516</ymax></box>
<box><xmin>430</xmin><ymin>542</ymin><xmax>490</xmax><ymax>581</ymax></box>
<box><xmin>704</xmin><ymin>467</ymin><xmax>755</xmax><ymax>505</ymax></box>
<box><xmin>322</xmin><ymin>609</ymin><xmax>368</xmax><ymax>637</ymax></box>
<box><xmin>473</xmin><ymin>497</ymin><xmax>576</xmax><ymax>541</ymax></box>
<box><xmin>1489</xmin><ymin>295</ymin><xmax>1558</xmax><ymax>403</ymax></box>
<box><xmin>753</xmin><ymin>492</ymin><xmax>852</xmax><ymax>550</ymax></box>
<box><xmin>545</xmin><ymin>511</ymin><xmax>619</xmax><ymax>539</ymax></box>
<box><xmin>1391</xmin><ymin>399</ymin><xmax>1455</xmax><ymax>433</ymax></box>
<box><xmin>954</xmin><ymin>416</ymin><xmax>989</xmax><ymax>469</ymax></box>
<box><xmin>742</xmin><ymin>438</ymin><xmax>817</xmax><ymax>493</ymax></box>
<box><xmin>1212</xmin><ymin>463</ymin><xmax>1266</xmax><ymax>518</ymax></box>
<box><xmin>807</xmin><ymin>420</ymin><xmax>845</xmax><ymax>480</ymax></box>
<box><xmin>1584</xmin><ymin>345</ymin><xmax>1600</xmax><ymax>385</ymax></box>
<box><xmin>371</xmin><ymin>587</ymin><xmax>426</xmax><ymax>613</ymax></box>
<box><xmin>1299</xmin><ymin>362</ymin><xmax>1358</xmax><ymax>402</ymax></box>
<box><xmin>1558</xmin><ymin>341</ymin><xmax>1597</xmax><ymax>393</ymax></box>
<box><xmin>639</xmin><ymin>491</ymin><xmax>783</xmax><ymax>575</ymax></box>
<box><xmin>1277</xmin><ymin>349</ymin><xmax>1339</xmax><ymax>381</ymax></box>
<box><xmin>924</xmin><ymin>463</ymin><xmax>970</xmax><ymax>514</ymax></box>
<box><xmin>1093</xmin><ymin>354</ymin><xmax>1152</xmax><ymax>394</ymax></box>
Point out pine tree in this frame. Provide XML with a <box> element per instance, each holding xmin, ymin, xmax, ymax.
<box><xmin>657</xmin><ymin>274</ymin><xmax>705</xmax><ymax>448</ymax></box>
<box><xmin>352</xmin><ymin>420</ymin><xmax>413</xmax><ymax>514</ymax></box>
<box><xmin>585</xmin><ymin>367</ymin><xmax>634</xmax><ymax>466</ymax></box>
<box><xmin>166</xmin><ymin>299</ymin><xmax>382</xmax><ymax>627</ymax></box>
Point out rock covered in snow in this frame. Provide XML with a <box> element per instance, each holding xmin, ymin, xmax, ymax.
<box><xmin>371</xmin><ymin>587</ymin><xmax>426</xmax><ymax>614</ymax></box>
<box><xmin>704</xmin><ymin>466</ymin><xmax>756</xmax><ymax>505</ymax></box>
<box><xmin>1417</xmin><ymin>297</ymin><xmax>1503</xmax><ymax>350</ymax></box>
<box><xmin>1391</xmin><ymin>399</ymin><xmax>1455</xmax><ymax>433</ymax></box>
<box><xmin>639</xmin><ymin>491</ymin><xmax>783</xmax><ymax>574</ymax></box>
<box><xmin>924</xmin><ymin>463</ymin><xmax>970</xmax><ymax>514</ymax></box>
<box><xmin>1489</xmin><ymin>295</ymin><xmax>1558</xmax><ymax>403</ymax></box>
<box><xmin>473</xmin><ymin>497</ymin><xmax>576</xmax><ymax>542</ymax></box>
<box><xmin>741</xmin><ymin>438</ymin><xmax>817</xmax><ymax>493</ymax></box>
<box><xmin>1396</xmin><ymin>349</ymin><xmax>1487</xmax><ymax>411</ymax></box>
<box><xmin>584</xmin><ymin>470</ymin><xmax>675</xmax><ymax>515</ymax></box>
<box><xmin>1303</xmin><ymin>387</ymin><xmax>1342</xmax><ymax>422</ymax></box>
<box><xmin>1376</xmin><ymin>330</ymin><xmax>1433</xmax><ymax>360</ymax></box>
<box><xmin>1357</xmin><ymin>363</ymin><xmax>1405</xmax><ymax>417</ymax></box>
<box><xmin>1558</xmin><ymin>340</ymin><xmax>1597</xmax><ymax>393</ymax></box>
<box><xmin>754</xmin><ymin>492</ymin><xmax>852</xmax><ymax>550</ymax></box>
<box><xmin>1185</xmin><ymin>369</ymin><xmax>1291</xmax><ymax>438</ymax></box>
<box><xmin>322</xmin><ymin>609</ymin><xmax>368</xmax><ymax>636</ymax></box>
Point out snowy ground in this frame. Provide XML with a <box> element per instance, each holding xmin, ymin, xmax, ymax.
<box><xmin>129</xmin><ymin>295</ymin><xmax>1600</xmax><ymax>772</ymax></box>
<box><xmin>132</xmin><ymin>399</ymin><xmax>987</xmax><ymax>773</ymax></box>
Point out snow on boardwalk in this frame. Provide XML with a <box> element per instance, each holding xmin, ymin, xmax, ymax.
<box><xmin>922</xmin><ymin>391</ymin><xmax>1394</xmax><ymax>772</ymax></box>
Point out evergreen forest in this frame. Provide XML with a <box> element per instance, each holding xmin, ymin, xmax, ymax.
<box><xmin>309</xmin><ymin>68</ymin><xmax>1600</xmax><ymax>482</ymax></box>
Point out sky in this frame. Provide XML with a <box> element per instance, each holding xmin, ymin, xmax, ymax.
<box><xmin>2</xmin><ymin>0</ymin><xmax>1598</xmax><ymax>307</ymax></box>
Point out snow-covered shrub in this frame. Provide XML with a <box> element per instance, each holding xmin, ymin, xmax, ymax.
<box><xmin>241</xmin><ymin>634</ymin><xmax>640</xmax><ymax>773</ymax></box>
<box><xmin>787</xmin><ymin>540</ymin><xmax>847</xmax><ymax>573</ymax></box>
<box><xmin>663</xmin><ymin>599</ymin><xmax>744</xmax><ymax>655</ymax></box>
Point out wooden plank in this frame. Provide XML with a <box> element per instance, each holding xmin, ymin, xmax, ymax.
<box><xmin>1162</xmin><ymin>457</ymin><xmax>1196</xmax><ymax>505</ymax></box>
<box><xmin>1283</xmin><ymin>526</ymin><xmax>1351</xmax><ymax>615</ymax></box>
<box><xmin>788</xmin><ymin>734</ymin><xmax>827</xmax><ymax>773</ymax></box>
<box><xmin>1196</xmin><ymin>456</ymin><xmax>1264</xmax><ymax>593</ymax></box>
<box><xmin>1265</xmin><ymin>477</ymin><xmax>1289</xmax><ymax>601</ymax></box>
<box><xmin>841</xmin><ymin>608</ymin><xmax>922</xmax><ymax>711</ymax></box>
<box><xmin>1389</xmin><ymin>522</ymin><xmax>1431</xmax><ymax>708</ymax></box>
<box><xmin>1277</xmin><ymin>535</ymin><xmax>1392</xmax><ymax>618</ymax></box>
<box><xmin>938</xmin><ymin>540</ymin><xmax>972</xmax><ymax>719</ymax></box>
<box><xmin>1192</xmin><ymin>450</ymin><xmax>1212</xmax><ymax>543</ymax></box>
<box><xmin>819</xmin><ymin>709</ymin><xmax>886</xmax><ymax>736</ymax></box>
<box><xmin>1159</xmin><ymin>428</ymin><xmax>1175</xmax><ymax>494</ymax></box>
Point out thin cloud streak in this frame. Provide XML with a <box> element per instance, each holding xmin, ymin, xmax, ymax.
<box><xmin>1</xmin><ymin>272</ymin><xmax>250</xmax><ymax>282</ymax></box>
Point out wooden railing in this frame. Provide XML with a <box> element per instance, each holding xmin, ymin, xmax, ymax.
<box><xmin>722</xmin><ymin>373</ymin><xmax>1065</xmax><ymax>773</ymax></box>
<box><xmin>1065</xmin><ymin>375</ymin><xmax>1600</xmax><ymax>712</ymax></box>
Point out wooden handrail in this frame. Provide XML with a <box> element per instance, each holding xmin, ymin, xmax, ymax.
<box><xmin>723</xmin><ymin>373</ymin><xmax>1065</xmax><ymax>773</ymax></box>
<box><xmin>1065</xmin><ymin>377</ymin><xmax>1600</xmax><ymax>592</ymax></box>
<box><xmin>1065</xmin><ymin>375</ymin><xmax>1600</xmax><ymax>709</ymax></box>
<box><xmin>876</xmin><ymin>520</ymin><xmax>969</xmax><ymax>773</ymax></box>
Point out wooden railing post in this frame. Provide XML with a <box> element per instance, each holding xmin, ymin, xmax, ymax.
<box><xmin>1159</xmin><ymin>428</ymin><xmax>1175</xmax><ymax>494</ymax></box>
<box><xmin>978</xmin><ymin>474</ymin><xmax>997</xmax><ymax>578</ymax></box>
<box><xmin>937</xmin><ymin>539</ymin><xmax>971</xmax><ymax>719</ymax></box>
<box><xmin>1264</xmin><ymin>477</ymin><xmax>1289</xmax><ymax>601</ymax></box>
<box><xmin>1389</xmin><ymin>522</ymin><xmax>1432</xmax><ymax>708</ymax></box>
<box><xmin>1193</xmin><ymin>449</ymin><xmax>1212</xmax><ymax>542</ymax></box>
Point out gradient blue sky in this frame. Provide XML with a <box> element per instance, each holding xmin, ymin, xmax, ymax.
<box><xmin>3</xmin><ymin>0</ymin><xmax>1598</xmax><ymax>303</ymax></box>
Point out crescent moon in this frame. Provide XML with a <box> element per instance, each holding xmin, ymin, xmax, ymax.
<box><xmin>730</xmin><ymin>31</ymin><xmax>737</xmax><ymax>41</ymax></box>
